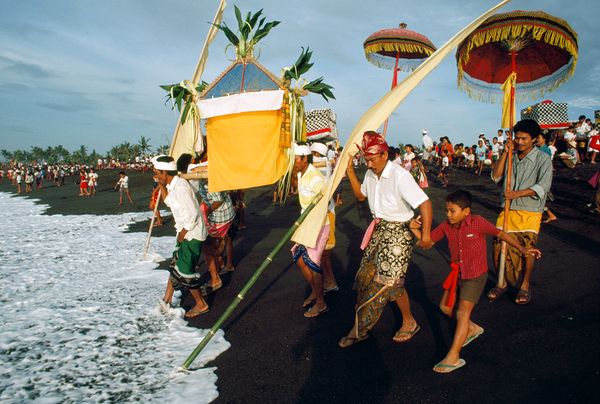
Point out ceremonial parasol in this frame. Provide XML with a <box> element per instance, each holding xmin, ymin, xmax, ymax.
<box><xmin>456</xmin><ymin>9</ymin><xmax>578</xmax><ymax>287</ymax></box>
<box><xmin>364</xmin><ymin>23</ymin><xmax>436</xmax><ymax>136</ymax></box>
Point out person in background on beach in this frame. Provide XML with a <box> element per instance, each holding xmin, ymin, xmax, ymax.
<box><xmin>440</xmin><ymin>150</ymin><xmax>449</xmax><ymax>187</ymax></box>
<box><xmin>410</xmin><ymin>156</ymin><xmax>428</xmax><ymax>189</ymax></box>
<box><xmin>149</xmin><ymin>177</ymin><xmax>163</xmax><ymax>227</ymax></box>
<box><xmin>475</xmin><ymin>139</ymin><xmax>487</xmax><ymax>176</ymax></box>
<box><xmin>25</xmin><ymin>171</ymin><xmax>34</xmax><ymax>193</ymax></box>
<box><xmin>488</xmin><ymin>119</ymin><xmax>552</xmax><ymax>305</ymax></box>
<box><xmin>291</xmin><ymin>143</ymin><xmax>330</xmax><ymax>318</ymax></box>
<box><xmin>153</xmin><ymin>155</ymin><xmax>209</xmax><ymax>319</ymax></box>
<box><xmin>559</xmin><ymin>140</ymin><xmax>578</xmax><ymax>169</ymax></box>
<box><xmin>422</xmin><ymin>129</ymin><xmax>434</xmax><ymax>161</ymax></box>
<box><xmin>78</xmin><ymin>169</ymin><xmax>89</xmax><ymax>197</ymax></box>
<box><xmin>536</xmin><ymin>130</ymin><xmax>558</xmax><ymax>223</ymax></box>
<box><xmin>338</xmin><ymin>131</ymin><xmax>432</xmax><ymax>348</ymax></box>
<box><xmin>88</xmin><ymin>168</ymin><xmax>98</xmax><ymax>197</ymax></box>
<box><xmin>410</xmin><ymin>190</ymin><xmax>541</xmax><ymax>373</ymax></box>
<box><xmin>114</xmin><ymin>171</ymin><xmax>134</xmax><ymax>206</ymax></box>
<box><xmin>16</xmin><ymin>171</ymin><xmax>23</xmax><ymax>194</ymax></box>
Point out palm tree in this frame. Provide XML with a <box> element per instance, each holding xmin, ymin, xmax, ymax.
<box><xmin>137</xmin><ymin>136</ymin><xmax>151</xmax><ymax>157</ymax></box>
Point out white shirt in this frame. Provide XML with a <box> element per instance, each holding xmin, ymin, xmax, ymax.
<box><xmin>422</xmin><ymin>134</ymin><xmax>433</xmax><ymax>150</ymax></box>
<box><xmin>164</xmin><ymin>176</ymin><xmax>207</xmax><ymax>241</ymax></box>
<box><xmin>492</xmin><ymin>143</ymin><xmax>500</xmax><ymax>155</ymax></box>
<box><xmin>564</xmin><ymin>131</ymin><xmax>576</xmax><ymax>142</ymax></box>
<box><xmin>576</xmin><ymin>122</ymin><xmax>591</xmax><ymax>135</ymax></box>
<box><xmin>498</xmin><ymin>135</ymin><xmax>505</xmax><ymax>144</ymax></box>
<box><xmin>442</xmin><ymin>156</ymin><xmax>449</xmax><ymax>167</ymax></box>
<box><xmin>360</xmin><ymin>162</ymin><xmax>429</xmax><ymax>222</ymax></box>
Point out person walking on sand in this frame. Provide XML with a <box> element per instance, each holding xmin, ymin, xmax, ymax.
<box><xmin>291</xmin><ymin>143</ymin><xmax>331</xmax><ymax>318</ymax></box>
<box><xmin>488</xmin><ymin>119</ymin><xmax>552</xmax><ymax>305</ymax></box>
<box><xmin>88</xmin><ymin>168</ymin><xmax>98</xmax><ymax>197</ymax></box>
<box><xmin>338</xmin><ymin>131</ymin><xmax>433</xmax><ymax>348</ymax></box>
<box><xmin>410</xmin><ymin>190</ymin><xmax>541</xmax><ymax>373</ymax></box>
<box><xmin>152</xmin><ymin>155</ymin><xmax>210</xmax><ymax>319</ymax></box>
<box><xmin>114</xmin><ymin>171</ymin><xmax>134</xmax><ymax>206</ymax></box>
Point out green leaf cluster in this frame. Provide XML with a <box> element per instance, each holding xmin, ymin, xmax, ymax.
<box><xmin>284</xmin><ymin>47</ymin><xmax>335</xmax><ymax>102</ymax></box>
<box><xmin>213</xmin><ymin>6</ymin><xmax>280</xmax><ymax>58</ymax></box>
<box><xmin>159</xmin><ymin>81</ymin><xmax>208</xmax><ymax>124</ymax></box>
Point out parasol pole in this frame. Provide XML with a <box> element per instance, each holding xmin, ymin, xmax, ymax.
<box><xmin>497</xmin><ymin>50</ymin><xmax>517</xmax><ymax>287</ymax></box>
<box><xmin>382</xmin><ymin>52</ymin><xmax>400</xmax><ymax>137</ymax></box>
<box><xmin>143</xmin><ymin>0</ymin><xmax>227</xmax><ymax>258</ymax></box>
<box><xmin>180</xmin><ymin>193</ymin><xmax>323</xmax><ymax>370</ymax></box>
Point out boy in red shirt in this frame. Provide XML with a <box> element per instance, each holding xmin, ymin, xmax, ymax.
<box><xmin>411</xmin><ymin>190</ymin><xmax>541</xmax><ymax>373</ymax></box>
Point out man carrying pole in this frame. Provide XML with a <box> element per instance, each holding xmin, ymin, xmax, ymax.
<box><xmin>153</xmin><ymin>155</ymin><xmax>210</xmax><ymax>318</ymax></box>
<box><xmin>338</xmin><ymin>131</ymin><xmax>433</xmax><ymax>348</ymax></box>
<box><xmin>488</xmin><ymin>119</ymin><xmax>552</xmax><ymax>305</ymax></box>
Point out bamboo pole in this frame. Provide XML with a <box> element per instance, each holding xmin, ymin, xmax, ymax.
<box><xmin>497</xmin><ymin>51</ymin><xmax>517</xmax><ymax>288</ymax></box>
<box><xmin>143</xmin><ymin>0</ymin><xmax>227</xmax><ymax>256</ymax></box>
<box><xmin>181</xmin><ymin>193</ymin><xmax>323</xmax><ymax>370</ymax></box>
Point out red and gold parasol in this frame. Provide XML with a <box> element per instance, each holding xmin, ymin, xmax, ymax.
<box><xmin>364</xmin><ymin>23</ymin><xmax>436</xmax><ymax>135</ymax></box>
<box><xmin>456</xmin><ymin>9</ymin><xmax>578</xmax><ymax>287</ymax></box>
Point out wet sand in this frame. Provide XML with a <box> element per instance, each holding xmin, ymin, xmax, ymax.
<box><xmin>1</xmin><ymin>163</ymin><xmax>599</xmax><ymax>402</ymax></box>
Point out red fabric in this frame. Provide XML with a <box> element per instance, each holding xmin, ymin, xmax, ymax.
<box><xmin>442</xmin><ymin>262</ymin><xmax>460</xmax><ymax>308</ymax></box>
<box><xmin>430</xmin><ymin>214</ymin><xmax>500</xmax><ymax>279</ymax></box>
<box><xmin>589</xmin><ymin>136</ymin><xmax>600</xmax><ymax>152</ymax></box>
<box><xmin>358</xmin><ymin>131</ymin><xmax>389</xmax><ymax>156</ymax></box>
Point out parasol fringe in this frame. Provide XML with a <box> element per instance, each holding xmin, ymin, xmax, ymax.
<box><xmin>364</xmin><ymin>42</ymin><xmax>435</xmax><ymax>58</ymax></box>
<box><xmin>457</xmin><ymin>61</ymin><xmax>575</xmax><ymax>104</ymax></box>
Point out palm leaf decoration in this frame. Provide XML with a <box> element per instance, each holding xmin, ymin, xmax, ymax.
<box><xmin>213</xmin><ymin>5</ymin><xmax>280</xmax><ymax>59</ymax></box>
<box><xmin>160</xmin><ymin>81</ymin><xmax>208</xmax><ymax>124</ymax></box>
<box><xmin>282</xmin><ymin>47</ymin><xmax>335</xmax><ymax>102</ymax></box>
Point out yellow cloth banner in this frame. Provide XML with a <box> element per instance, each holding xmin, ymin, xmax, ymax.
<box><xmin>291</xmin><ymin>0</ymin><xmax>512</xmax><ymax>248</ymax></box>
<box><xmin>501</xmin><ymin>72</ymin><xmax>516</xmax><ymax>129</ymax></box>
<box><xmin>206</xmin><ymin>110</ymin><xmax>287</xmax><ymax>192</ymax></box>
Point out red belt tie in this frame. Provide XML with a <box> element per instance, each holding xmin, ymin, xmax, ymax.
<box><xmin>442</xmin><ymin>262</ymin><xmax>460</xmax><ymax>308</ymax></box>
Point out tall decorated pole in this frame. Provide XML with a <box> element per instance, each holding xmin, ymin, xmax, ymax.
<box><xmin>143</xmin><ymin>0</ymin><xmax>227</xmax><ymax>258</ymax></box>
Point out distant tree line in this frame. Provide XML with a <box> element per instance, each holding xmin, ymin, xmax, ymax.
<box><xmin>0</xmin><ymin>136</ymin><xmax>170</xmax><ymax>165</ymax></box>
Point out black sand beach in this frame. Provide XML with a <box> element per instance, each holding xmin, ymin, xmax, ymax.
<box><xmin>2</xmin><ymin>163</ymin><xmax>599</xmax><ymax>403</ymax></box>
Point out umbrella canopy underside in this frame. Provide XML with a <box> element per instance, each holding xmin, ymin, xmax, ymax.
<box><xmin>364</xmin><ymin>27</ymin><xmax>436</xmax><ymax>71</ymax></box>
<box><xmin>456</xmin><ymin>10</ymin><xmax>578</xmax><ymax>102</ymax></box>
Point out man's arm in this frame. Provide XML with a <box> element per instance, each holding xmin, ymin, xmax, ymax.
<box><xmin>492</xmin><ymin>139</ymin><xmax>513</xmax><ymax>182</ymax></box>
<box><xmin>416</xmin><ymin>199</ymin><xmax>433</xmax><ymax>248</ymax></box>
<box><xmin>497</xmin><ymin>231</ymin><xmax>542</xmax><ymax>258</ymax></box>
<box><xmin>346</xmin><ymin>157</ymin><xmax>366</xmax><ymax>202</ymax></box>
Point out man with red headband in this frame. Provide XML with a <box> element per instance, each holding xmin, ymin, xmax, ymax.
<box><xmin>338</xmin><ymin>131</ymin><xmax>433</xmax><ymax>348</ymax></box>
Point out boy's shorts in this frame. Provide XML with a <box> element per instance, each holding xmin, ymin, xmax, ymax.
<box><xmin>458</xmin><ymin>272</ymin><xmax>487</xmax><ymax>304</ymax></box>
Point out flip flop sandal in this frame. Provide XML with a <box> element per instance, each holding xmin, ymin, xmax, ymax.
<box><xmin>201</xmin><ymin>281</ymin><xmax>223</xmax><ymax>297</ymax></box>
<box><xmin>303</xmin><ymin>305</ymin><xmax>328</xmax><ymax>318</ymax></box>
<box><xmin>487</xmin><ymin>285</ymin><xmax>508</xmax><ymax>301</ymax></box>
<box><xmin>462</xmin><ymin>327</ymin><xmax>484</xmax><ymax>347</ymax></box>
<box><xmin>302</xmin><ymin>297</ymin><xmax>317</xmax><ymax>308</ymax></box>
<box><xmin>338</xmin><ymin>334</ymin><xmax>369</xmax><ymax>349</ymax></box>
<box><xmin>433</xmin><ymin>358</ymin><xmax>466</xmax><ymax>373</ymax></box>
<box><xmin>219</xmin><ymin>266</ymin><xmax>235</xmax><ymax>275</ymax></box>
<box><xmin>324</xmin><ymin>285</ymin><xmax>340</xmax><ymax>294</ymax></box>
<box><xmin>393</xmin><ymin>324</ymin><xmax>421</xmax><ymax>343</ymax></box>
<box><xmin>515</xmin><ymin>289</ymin><xmax>531</xmax><ymax>305</ymax></box>
<box><xmin>184</xmin><ymin>306</ymin><xmax>210</xmax><ymax>319</ymax></box>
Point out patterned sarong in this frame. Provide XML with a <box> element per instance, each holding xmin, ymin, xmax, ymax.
<box><xmin>360</xmin><ymin>219</ymin><xmax>414</xmax><ymax>287</ymax></box>
<box><xmin>352</xmin><ymin>219</ymin><xmax>413</xmax><ymax>338</ymax></box>
<box><xmin>494</xmin><ymin>210</ymin><xmax>541</xmax><ymax>288</ymax></box>
<box><xmin>169</xmin><ymin>239</ymin><xmax>203</xmax><ymax>289</ymax></box>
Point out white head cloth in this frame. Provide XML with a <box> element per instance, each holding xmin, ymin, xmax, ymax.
<box><xmin>294</xmin><ymin>143</ymin><xmax>311</xmax><ymax>156</ymax></box>
<box><xmin>152</xmin><ymin>155</ymin><xmax>177</xmax><ymax>171</ymax></box>
<box><xmin>310</xmin><ymin>142</ymin><xmax>328</xmax><ymax>156</ymax></box>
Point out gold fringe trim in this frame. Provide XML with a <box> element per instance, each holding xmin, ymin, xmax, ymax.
<box><xmin>364</xmin><ymin>42</ymin><xmax>435</xmax><ymax>57</ymax></box>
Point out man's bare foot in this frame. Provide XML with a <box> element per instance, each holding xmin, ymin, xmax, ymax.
<box><xmin>184</xmin><ymin>304</ymin><xmax>209</xmax><ymax>318</ymax></box>
<box><xmin>303</xmin><ymin>294</ymin><xmax>316</xmax><ymax>308</ymax></box>
<box><xmin>543</xmin><ymin>216</ymin><xmax>557</xmax><ymax>223</ymax></box>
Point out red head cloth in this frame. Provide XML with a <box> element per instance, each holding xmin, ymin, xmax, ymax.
<box><xmin>358</xmin><ymin>131</ymin><xmax>389</xmax><ymax>156</ymax></box>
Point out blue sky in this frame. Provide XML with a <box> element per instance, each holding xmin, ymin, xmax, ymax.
<box><xmin>0</xmin><ymin>0</ymin><xmax>598</xmax><ymax>154</ymax></box>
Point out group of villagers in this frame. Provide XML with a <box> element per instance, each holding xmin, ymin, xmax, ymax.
<box><xmin>152</xmin><ymin>152</ymin><xmax>243</xmax><ymax>319</ymax></box>
<box><xmin>291</xmin><ymin>119</ymin><xmax>548</xmax><ymax>374</ymax></box>
<box><xmin>152</xmin><ymin>118</ymin><xmax>550</xmax><ymax>374</ymax></box>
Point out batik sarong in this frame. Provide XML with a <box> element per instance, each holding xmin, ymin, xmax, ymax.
<box><xmin>353</xmin><ymin>219</ymin><xmax>413</xmax><ymax>338</ymax></box>
<box><xmin>493</xmin><ymin>210</ymin><xmax>541</xmax><ymax>288</ymax></box>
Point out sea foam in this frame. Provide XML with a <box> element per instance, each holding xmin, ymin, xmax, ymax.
<box><xmin>0</xmin><ymin>192</ymin><xmax>230</xmax><ymax>403</ymax></box>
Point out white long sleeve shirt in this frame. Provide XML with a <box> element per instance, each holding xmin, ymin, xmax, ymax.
<box><xmin>164</xmin><ymin>176</ymin><xmax>207</xmax><ymax>241</ymax></box>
